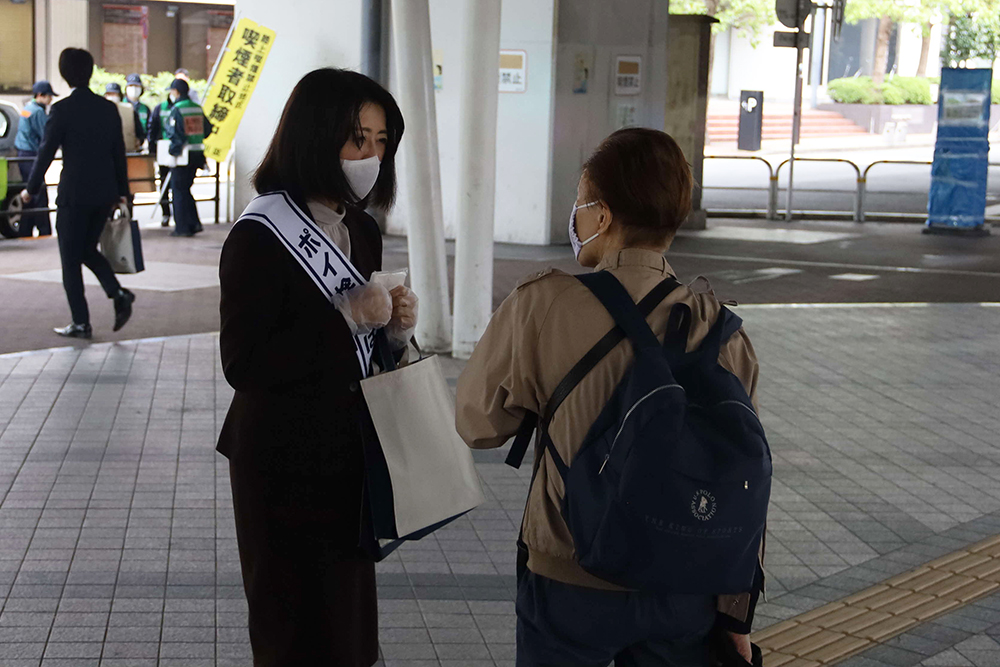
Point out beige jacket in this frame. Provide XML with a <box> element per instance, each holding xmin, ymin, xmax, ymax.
<box><xmin>456</xmin><ymin>249</ymin><xmax>763</xmax><ymax>626</ymax></box>
<box><xmin>115</xmin><ymin>102</ymin><xmax>140</xmax><ymax>152</ymax></box>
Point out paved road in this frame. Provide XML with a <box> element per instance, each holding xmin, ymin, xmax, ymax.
<box><xmin>1</xmin><ymin>218</ymin><xmax>998</xmax><ymax>355</ymax></box>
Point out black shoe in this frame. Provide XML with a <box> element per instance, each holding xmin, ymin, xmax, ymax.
<box><xmin>161</xmin><ymin>215</ymin><xmax>171</xmax><ymax>227</ymax></box>
<box><xmin>170</xmin><ymin>230</ymin><xmax>195</xmax><ymax>237</ymax></box>
<box><xmin>113</xmin><ymin>288</ymin><xmax>136</xmax><ymax>332</ymax></box>
<box><xmin>54</xmin><ymin>323</ymin><xmax>92</xmax><ymax>339</ymax></box>
<box><xmin>193</xmin><ymin>224</ymin><xmax>204</xmax><ymax>234</ymax></box>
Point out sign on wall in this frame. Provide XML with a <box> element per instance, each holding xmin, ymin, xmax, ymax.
<box><xmin>573</xmin><ymin>51</ymin><xmax>592</xmax><ymax>94</ymax></box>
<box><xmin>202</xmin><ymin>17</ymin><xmax>276</xmax><ymax>163</ymax></box>
<box><xmin>614</xmin><ymin>55</ymin><xmax>642</xmax><ymax>96</ymax></box>
<box><xmin>433</xmin><ymin>49</ymin><xmax>444</xmax><ymax>91</ymax></box>
<box><xmin>499</xmin><ymin>50</ymin><xmax>527</xmax><ymax>93</ymax></box>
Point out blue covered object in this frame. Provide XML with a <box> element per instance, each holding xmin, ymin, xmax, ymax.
<box><xmin>927</xmin><ymin>68</ymin><xmax>993</xmax><ymax>231</ymax></box>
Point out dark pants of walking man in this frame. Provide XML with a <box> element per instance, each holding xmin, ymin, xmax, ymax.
<box><xmin>16</xmin><ymin>150</ymin><xmax>51</xmax><ymax>236</ymax></box>
<box><xmin>57</xmin><ymin>205</ymin><xmax>122</xmax><ymax>325</ymax></box>
<box><xmin>170</xmin><ymin>162</ymin><xmax>202</xmax><ymax>235</ymax></box>
<box><xmin>158</xmin><ymin>164</ymin><xmax>172</xmax><ymax>220</ymax></box>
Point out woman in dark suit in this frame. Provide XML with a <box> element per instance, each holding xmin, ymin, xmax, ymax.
<box><xmin>217</xmin><ymin>69</ymin><xmax>417</xmax><ymax>666</ymax></box>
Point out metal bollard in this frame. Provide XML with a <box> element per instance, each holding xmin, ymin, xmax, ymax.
<box><xmin>855</xmin><ymin>176</ymin><xmax>865</xmax><ymax>223</ymax></box>
<box><xmin>767</xmin><ymin>175</ymin><xmax>779</xmax><ymax>221</ymax></box>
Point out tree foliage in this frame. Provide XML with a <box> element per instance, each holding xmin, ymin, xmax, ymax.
<box><xmin>88</xmin><ymin>67</ymin><xmax>210</xmax><ymax>107</ymax></box>
<box><xmin>670</xmin><ymin>0</ymin><xmax>776</xmax><ymax>45</ymax></box>
<box><xmin>940</xmin><ymin>9</ymin><xmax>1000</xmax><ymax>66</ymax></box>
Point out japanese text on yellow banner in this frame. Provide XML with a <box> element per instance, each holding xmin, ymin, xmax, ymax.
<box><xmin>202</xmin><ymin>18</ymin><xmax>275</xmax><ymax>163</ymax></box>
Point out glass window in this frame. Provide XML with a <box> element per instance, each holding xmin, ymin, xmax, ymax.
<box><xmin>0</xmin><ymin>0</ymin><xmax>35</xmax><ymax>93</ymax></box>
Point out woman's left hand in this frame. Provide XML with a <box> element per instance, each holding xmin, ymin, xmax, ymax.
<box><xmin>388</xmin><ymin>285</ymin><xmax>418</xmax><ymax>334</ymax></box>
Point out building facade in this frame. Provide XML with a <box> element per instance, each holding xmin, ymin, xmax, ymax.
<box><xmin>0</xmin><ymin>0</ymin><xmax>234</xmax><ymax>97</ymax></box>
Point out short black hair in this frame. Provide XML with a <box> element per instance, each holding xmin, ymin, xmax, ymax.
<box><xmin>253</xmin><ymin>68</ymin><xmax>404</xmax><ymax>210</ymax></box>
<box><xmin>583</xmin><ymin>128</ymin><xmax>693</xmax><ymax>245</ymax></box>
<box><xmin>58</xmin><ymin>48</ymin><xmax>94</xmax><ymax>89</ymax></box>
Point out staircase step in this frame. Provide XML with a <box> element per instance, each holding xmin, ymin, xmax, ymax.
<box><xmin>706</xmin><ymin>107</ymin><xmax>868</xmax><ymax>143</ymax></box>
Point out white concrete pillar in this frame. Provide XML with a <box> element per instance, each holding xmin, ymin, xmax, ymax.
<box><xmin>232</xmin><ymin>0</ymin><xmax>363</xmax><ymax>214</ymax></box>
<box><xmin>390</xmin><ymin>0</ymin><xmax>452</xmax><ymax>352</ymax></box>
<box><xmin>36</xmin><ymin>0</ymin><xmax>89</xmax><ymax>85</ymax></box>
<box><xmin>451</xmin><ymin>0</ymin><xmax>502</xmax><ymax>359</ymax></box>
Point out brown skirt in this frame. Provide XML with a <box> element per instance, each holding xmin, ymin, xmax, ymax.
<box><xmin>230</xmin><ymin>461</ymin><xmax>378</xmax><ymax>666</ymax></box>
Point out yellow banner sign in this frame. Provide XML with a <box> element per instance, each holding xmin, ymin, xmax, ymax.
<box><xmin>202</xmin><ymin>17</ymin><xmax>275</xmax><ymax>163</ymax></box>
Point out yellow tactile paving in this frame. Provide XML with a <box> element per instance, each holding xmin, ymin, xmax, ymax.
<box><xmin>755</xmin><ymin>533</ymin><xmax>1000</xmax><ymax>665</ymax></box>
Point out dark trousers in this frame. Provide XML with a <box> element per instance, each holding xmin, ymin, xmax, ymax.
<box><xmin>17</xmin><ymin>150</ymin><xmax>51</xmax><ymax>236</ymax></box>
<box><xmin>170</xmin><ymin>162</ymin><xmax>202</xmax><ymax>234</ymax></box>
<box><xmin>516</xmin><ymin>572</ymin><xmax>715</xmax><ymax>667</ymax></box>
<box><xmin>158</xmin><ymin>164</ymin><xmax>172</xmax><ymax>218</ymax></box>
<box><xmin>229</xmin><ymin>462</ymin><xmax>379</xmax><ymax>667</ymax></box>
<box><xmin>56</xmin><ymin>205</ymin><xmax>121</xmax><ymax>325</ymax></box>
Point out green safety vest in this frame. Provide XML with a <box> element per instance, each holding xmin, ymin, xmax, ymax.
<box><xmin>134</xmin><ymin>101</ymin><xmax>150</xmax><ymax>134</ymax></box>
<box><xmin>159</xmin><ymin>100</ymin><xmax>172</xmax><ymax>140</ymax></box>
<box><xmin>170</xmin><ymin>98</ymin><xmax>205</xmax><ymax>150</ymax></box>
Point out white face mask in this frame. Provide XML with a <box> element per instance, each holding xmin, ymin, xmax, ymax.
<box><xmin>569</xmin><ymin>201</ymin><xmax>600</xmax><ymax>259</ymax></box>
<box><xmin>341</xmin><ymin>155</ymin><xmax>381</xmax><ymax>201</ymax></box>
<box><xmin>126</xmin><ymin>85</ymin><xmax>142</xmax><ymax>102</ymax></box>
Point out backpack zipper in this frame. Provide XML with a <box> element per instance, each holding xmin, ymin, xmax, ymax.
<box><xmin>599</xmin><ymin>384</ymin><xmax>685</xmax><ymax>475</ymax></box>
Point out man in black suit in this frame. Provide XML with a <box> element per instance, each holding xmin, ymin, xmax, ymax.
<box><xmin>20</xmin><ymin>48</ymin><xmax>136</xmax><ymax>340</ymax></box>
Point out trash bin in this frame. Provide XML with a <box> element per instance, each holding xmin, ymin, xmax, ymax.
<box><xmin>738</xmin><ymin>91</ymin><xmax>764</xmax><ymax>152</ymax></box>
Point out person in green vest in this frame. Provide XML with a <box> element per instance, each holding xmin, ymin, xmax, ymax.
<box><xmin>165</xmin><ymin>78</ymin><xmax>212</xmax><ymax>237</ymax></box>
<box><xmin>125</xmin><ymin>73</ymin><xmax>150</xmax><ymax>143</ymax></box>
<box><xmin>148</xmin><ymin>93</ymin><xmax>175</xmax><ymax>226</ymax></box>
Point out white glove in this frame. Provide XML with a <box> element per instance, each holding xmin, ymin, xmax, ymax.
<box><xmin>386</xmin><ymin>285</ymin><xmax>419</xmax><ymax>349</ymax></box>
<box><xmin>333</xmin><ymin>282</ymin><xmax>392</xmax><ymax>336</ymax></box>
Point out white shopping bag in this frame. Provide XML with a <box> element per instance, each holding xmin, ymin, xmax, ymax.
<box><xmin>156</xmin><ymin>139</ymin><xmax>189</xmax><ymax>167</ymax></box>
<box><xmin>360</xmin><ymin>336</ymin><xmax>484</xmax><ymax>558</ymax></box>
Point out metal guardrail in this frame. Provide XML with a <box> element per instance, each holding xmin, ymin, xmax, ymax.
<box><xmin>858</xmin><ymin>160</ymin><xmax>933</xmax><ymax>223</ymax></box>
<box><xmin>703</xmin><ymin>155</ymin><xmax>1000</xmax><ymax>223</ymax></box>
<box><xmin>774</xmin><ymin>157</ymin><xmax>862</xmax><ymax>222</ymax></box>
<box><xmin>2</xmin><ymin>152</ymin><xmax>225</xmax><ymax>236</ymax></box>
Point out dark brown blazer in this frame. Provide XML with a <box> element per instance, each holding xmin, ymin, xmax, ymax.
<box><xmin>217</xmin><ymin>202</ymin><xmax>383</xmax><ymax>542</ymax></box>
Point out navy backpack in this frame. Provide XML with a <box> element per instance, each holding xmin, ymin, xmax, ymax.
<box><xmin>507</xmin><ymin>271</ymin><xmax>771</xmax><ymax>594</ymax></box>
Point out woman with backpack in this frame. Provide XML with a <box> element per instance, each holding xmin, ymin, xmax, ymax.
<box><xmin>456</xmin><ymin>128</ymin><xmax>767</xmax><ymax>666</ymax></box>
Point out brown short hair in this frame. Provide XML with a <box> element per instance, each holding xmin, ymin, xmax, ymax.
<box><xmin>582</xmin><ymin>128</ymin><xmax>692</xmax><ymax>245</ymax></box>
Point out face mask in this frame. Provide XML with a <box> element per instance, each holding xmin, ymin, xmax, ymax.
<box><xmin>569</xmin><ymin>201</ymin><xmax>600</xmax><ymax>259</ymax></box>
<box><xmin>169</xmin><ymin>92</ymin><xmax>178</xmax><ymax>103</ymax></box>
<box><xmin>126</xmin><ymin>86</ymin><xmax>142</xmax><ymax>102</ymax></box>
<box><xmin>341</xmin><ymin>155</ymin><xmax>381</xmax><ymax>201</ymax></box>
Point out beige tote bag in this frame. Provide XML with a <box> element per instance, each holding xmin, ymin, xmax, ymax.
<box><xmin>360</xmin><ymin>338</ymin><xmax>484</xmax><ymax>558</ymax></box>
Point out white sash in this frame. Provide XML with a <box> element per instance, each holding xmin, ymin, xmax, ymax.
<box><xmin>237</xmin><ymin>191</ymin><xmax>377</xmax><ymax>378</ymax></box>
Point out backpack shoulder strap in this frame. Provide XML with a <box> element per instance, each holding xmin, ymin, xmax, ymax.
<box><xmin>505</xmin><ymin>274</ymin><xmax>681</xmax><ymax>469</ymax></box>
<box><xmin>577</xmin><ymin>271</ymin><xmax>662</xmax><ymax>350</ymax></box>
<box><xmin>699</xmin><ymin>305</ymin><xmax>744</xmax><ymax>363</ymax></box>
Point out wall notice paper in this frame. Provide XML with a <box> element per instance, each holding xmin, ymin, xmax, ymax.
<box><xmin>941</xmin><ymin>91</ymin><xmax>989</xmax><ymax>126</ymax></box>
<box><xmin>202</xmin><ymin>17</ymin><xmax>276</xmax><ymax>163</ymax></box>
<box><xmin>433</xmin><ymin>49</ymin><xmax>444</xmax><ymax>91</ymax></box>
<box><xmin>499</xmin><ymin>50</ymin><xmax>527</xmax><ymax>93</ymax></box>
<box><xmin>614</xmin><ymin>55</ymin><xmax>642</xmax><ymax>96</ymax></box>
<box><xmin>573</xmin><ymin>52</ymin><xmax>592</xmax><ymax>94</ymax></box>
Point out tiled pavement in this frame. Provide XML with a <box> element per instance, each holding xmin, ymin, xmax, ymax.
<box><xmin>0</xmin><ymin>303</ymin><xmax>998</xmax><ymax>666</ymax></box>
